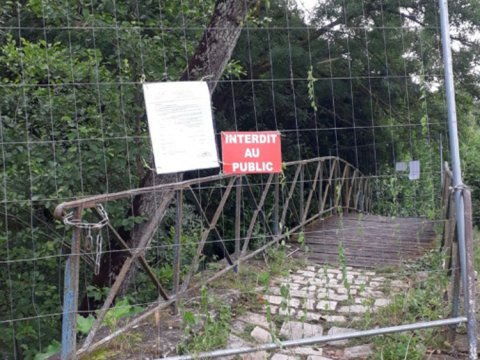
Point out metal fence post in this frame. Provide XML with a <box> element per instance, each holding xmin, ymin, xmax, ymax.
<box><xmin>440</xmin><ymin>133</ymin><xmax>444</xmax><ymax>191</ymax></box>
<box><xmin>318</xmin><ymin>161</ymin><xmax>323</xmax><ymax>214</ymax></box>
<box><xmin>61</xmin><ymin>207</ymin><xmax>82</xmax><ymax>360</ymax></box>
<box><xmin>273</xmin><ymin>174</ymin><xmax>279</xmax><ymax>237</ymax></box>
<box><xmin>235</xmin><ymin>176</ymin><xmax>242</xmax><ymax>269</ymax></box>
<box><xmin>462</xmin><ymin>190</ymin><xmax>478</xmax><ymax>356</ymax></box>
<box><xmin>299</xmin><ymin>165</ymin><xmax>304</xmax><ymax>231</ymax></box>
<box><xmin>173</xmin><ymin>189</ymin><xmax>183</xmax><ymax>314</ymax></box>
<box><xmin>439</xmin><ymin>0</ymin><xmax>478</xmax><ymax>358</ymax></box>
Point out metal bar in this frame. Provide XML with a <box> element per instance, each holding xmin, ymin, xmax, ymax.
<box><xmin>302</xmin><ymin>161</ymin><xmax>322</xmax><ymax>223</ymax></box>
<box><xmin>194</xmin><ymin>207</ymin><xmax>335</xmax><ymax>292</ymax></box>
<box><xmin>181</xmin><ymin>177</ymin><xmax>236</xmax><ymax>292</ymax></box>
<box><xmin>273</xmin><ymin>174</ymin><xmax>279</xmax><ymax>237</ymax></box>
<box><xmin>299</xmin><ymin>164</ymin><xmax>304</xmax><ymax>229</ymax></box>
<box><xmin>243</xmin><ymin>176</ymin><xmax>274</xmax><ymax>238</ymax></box>
<box><xmin>187</xmin><ymin>187</ymin><xmax>235</xmax><ymax>269</ymax></box>
<box><xmin>81</xmin><ymin>191</ymin><xmax>174</xmax><ymax>352</ymax></box>
<box><xmin>241</xmin><ymin>174</ymin><xmax>274</xmax><ymax>254</ymax></box>
<box><xmin>81</xmin><ymin>256</ymin><xmax>135</xmax><ymax>351</ymax></box>
<box><xmin>160</xmin><ymin>317</ymin><xmax>468</xmax><ymax>360</ymax></box>
<box><xmin>235</xmin><ymin>176</ymin><xmax>242</xmax><ymax>261</ymax></box>
<box><xmin>449</xmin><ymin>241</ymin><xmax>461</xmax><ymax>343</ymax></box>
<box><xmin>54</xmin><ymin>157</ymin><xmax>363</xmax><ymax>219</ymax></box>
<box><xmin>280</xmin><ymin>164</ymin><xmax>302</xmax><ymax>229</ymax></box>
<box><xmin>346</xmin><ymin>169</ymin><xmax>358</xmax><ymax>211</ymax></box>
<box><xmin>439</xmin><ymin>1</ymin><xmax>477</xmax><ymax>358</ymax></box>
<box><xmin>100</xmin><ymin>214</ymin><xmax>169</xmax><ymax>301</ymax></box>
<box><xmin>320</xmin><ymin>180</ymin><xmax>329</xmax><ymax>214</ymax></box>
<box><xmin>76</xmin><ymin>298</ymin><xmax>177</xmax><ymax>358</ymax></box>
<box><xmin>442</xmin><ymin>179</ymin><xmax>454</xmax><ymax>264</ymax></box>
<box><xmin>318</xmin><ymin>161</ymin><xmax>323</xmax><ymax>214</ymax></box>
<box><xmin>61</xmin><ymin>208</ymin><xmax>82</xmax><ymax>360</ymax></box>
<box><xmin>440</xmin><ymin>133</ymin><xmax>444</xmax><ymax>191</ymax></box>
<box><xmin>320</xmin><ymin>159</ymin><xmax>337</xmax><ymax>214</ymax></box>
<box><xmin>173</xmin><ymin>189</ymin><xmax>183</xmax><ymax>314</ymax></box>
<box><xmin>363</xmin><ymin>177</ymin><xmax>370</xmax><ymax>212</ymax></box>
<box><xmin>353</xmin><ymin>177</ymin><xmax>361</xmax><ymax>210</ymax></box>
<box><xmin>333</xmin><ymin>160</ymin><xmax>339</xmax><ymax>212</ymax></box>
<box><xmin>335</xmin><ymin>162</ymin><xmax>349</xmax><ymax>209</ymax></box>
<box><xmin>462</xmin><ymin>189</ymin><xmax>478</xmax><ymax>356</ymax></box>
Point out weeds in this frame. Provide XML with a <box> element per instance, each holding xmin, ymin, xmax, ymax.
<box><xmin>178</xmin><ymin>286</ymin><xmax>232</xmax><ymax>354</ymax></box>
<box><xmin>366</xmin><ymin>251</ymin><xmax>449</xmax><ymax>358</ymax></box>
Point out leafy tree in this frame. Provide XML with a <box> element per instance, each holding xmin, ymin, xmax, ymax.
<box><xmin>1</xmin><ymin>0</ymin><xmax>480</xmax><ymax>357</ymax></box>
<box><xmin>215</xmin><ymin>0</ymin><xmax>480</xmax><ymax>215</ymax></box>
<box><xmin>0</xmin><ymin>0</ymin><xmax>258</xmax><ymax>357</ymax></box>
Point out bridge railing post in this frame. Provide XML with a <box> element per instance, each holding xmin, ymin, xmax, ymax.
<box><xmin>173</xmin><ymin>189</ymin><xmax>183</xmax><ymax>315</ymax></box>
<box><xmin>462</xmin><ymin>189</ymin><xmax>478</xmax><ymax>356</ymax></box>
<box><xmin>235</xmin><ymin>176</ymin><xmax>242</xmax><ymax>261</ymax></box>
<box><xmin>61</xmin><ymin>207</ymin><xmax>82</xmax><ymax>360</ymax></box>
<box><xmin>318</xmin><ymin>160</ymin><xmax>323</xmax><ymax>215</ymax></box>
<box><xmin>299</xmin><ymin>164</ymin><xmax>305</xmax><ymax>231</ymax></box>
<box><xmin>273</xmin><ymin>174</ymin><xmax>279</xmax><ymax>238</ymax></box>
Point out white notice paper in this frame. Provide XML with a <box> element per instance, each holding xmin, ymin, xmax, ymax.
<box><xmin>395</xmin><ymin>162</ymin><xmax>407</xmax><ymax>172</ymax></box>
<box><xmin>143</xmin><ymin>82</ymin><xmax>219</xmax><ymax>174</ymax></box>
<box><xmin>409</xmin><ymin>160</ymin><xmax>420</xmax><ymax>180</ymax></box>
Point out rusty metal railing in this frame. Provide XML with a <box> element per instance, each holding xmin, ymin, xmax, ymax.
<box><xmin>54</xmin><ymin>156</ymin><xmax>371</xmax><ymax>359</ymax></box>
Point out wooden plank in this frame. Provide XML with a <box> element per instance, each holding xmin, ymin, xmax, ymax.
<box><xmin>298</xmin><ymin>213</ymin><xmax>438</xmax><ymax>269</ymax></box>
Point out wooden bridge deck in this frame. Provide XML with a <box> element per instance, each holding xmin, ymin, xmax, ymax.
<box><xmin>294</xmin><ymin>213</ymin><xmax>438</xmax><ymax>268</ymax></box>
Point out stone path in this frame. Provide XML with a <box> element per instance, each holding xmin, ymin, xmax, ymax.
<box><xmin>227</xmin><ymin>265</ymin><xmax>409</xmax><ymax>359</ymax></box>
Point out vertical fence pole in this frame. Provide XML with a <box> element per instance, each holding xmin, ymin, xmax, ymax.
<box><xmin>61</xmin><ymin>207</ymin><xmax>82</xmax><ymax>360</ymax></box>
<box><xmin>463</xmin><ymin>190</ymin><xmax>478</xmax><ymax>356</ymax></box>
<box><xmin>299</xmin><ymin>165</ymin><xmax>304</xmax><ymax>230</ymax></box>
<box><xmin>440</xmin><ymin>133</ymin><xmax>444</xmax><ymax>191</ymax></box>
<box><xmin>173</xmin><ymin>189</ymin><xmax>183</xmax><ymax>314</ymax></box>
<box><xmin>273</xmin><ymin>174</ymin><xmax>279</xmax><ymax>237</ymax></box>
<box><xmin>438</xmin><ymin>1</ymin><xmax>477</xmax><ymax>358</ymax></box>
<box><xmin>235</xmin><ymin>176</ymin><xmax>242</xmax><ymax>268</ymax></box>
<box><xmin>318</xmin><ymin>161</ymin><xmax>323</xmax><ymax>214</ymax></box>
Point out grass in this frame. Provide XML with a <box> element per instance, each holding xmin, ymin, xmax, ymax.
<box><xmin>177</xmin><ymin>244</ymin><xmax>304</xmax><ymax>355</ymax></box>
<box><xmin>362</xmin><ymin>250</ymin><xmax>451</xmax><ymax>359</ymax></box>
<box><xmin>177</xmin><ymin>286</ymin><xmax>232</xmax><ymax>355</ymax></box>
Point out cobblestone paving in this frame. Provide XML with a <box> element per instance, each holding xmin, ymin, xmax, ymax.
<box><xmin>227</xmin><ymin>265</ymin><xmax>409</xmax><ymax>360</ymax></box>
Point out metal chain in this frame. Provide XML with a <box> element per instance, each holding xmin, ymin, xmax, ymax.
<box><xmin>63</xmin><ymin>203</ymin><xmax>109</xmax><ymax>229</ymax></box>
<box><xmin>85</xmin><ymin>228</ymin><xmax>93</xmax><ymax>251</ymax></box>
<box><xmin>94</xmin><ymin>232</ymin><xmax>103</xmax><ymax>275</ymax></box>
<box><xmin>63</xmin><ymin>204</ymin><xmax>109</xmax><ymax>274</ymax></box>
<box><xmin>450</xmin><ymin>183</ymin><xmax>469</xmax><ymax>193</ymax></box>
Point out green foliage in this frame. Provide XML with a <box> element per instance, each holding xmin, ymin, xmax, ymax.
<box><xmin>103</xmin><ymin>298</ymin><xmax>144</xmax><ymax>330</ymax></box>
<box><xmin>178</xmin><ymin>286</ymin><xmax>232</xmax><ymax>354</ymax></box>
<box><xmin>461</xmin><ymin>105</ymin><xmax>480</xmax><ymax>226</ymax></box>
<box><xmin>2</xmin><ymin>0</ymin><xmax>480</xmax><ymax>356</ymax></box>
<box><xmin>33</xmin><ymin>340</ymin><xmax>61</xmax><ymax>360</ymax></box>
<box><xmin>0</xmin><ymin>0</ymin><xmax>217</xmax><ymax>355</ymax></box>
<box><xmin>371</xmin><ymin>333</ymin><xmax>426</xmax><ymax>360</ymax></box>
<box><xmin>307</xmin><ymin>66</ymin><xmax>318</xmax><ymax>112</ymax></box>
<box><xmin>368</xmin><ymin>252</ymin><xmax>449</xmax><ymax>357</ymax></box>
<box><xmin>75</xmin><ymin>297</ymin><xmax>142</xmax><ymax>341</ymax></box>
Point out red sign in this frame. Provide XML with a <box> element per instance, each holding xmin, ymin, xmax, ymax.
<box><xmin>221</xmin><ymin>131</ymin><xmax>282</xmax><ymax>174</ymax></box>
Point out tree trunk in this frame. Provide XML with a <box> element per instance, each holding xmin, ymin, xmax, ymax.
<box><xmin>86</xmin><ymin>0</ymin><xmax>259</xmax><ymax>302</ymax></box>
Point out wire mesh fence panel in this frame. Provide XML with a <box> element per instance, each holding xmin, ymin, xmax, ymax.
<box><xmin>0</xmin><ymin>0</ymin><xmax>478</xmax><ymax>359</ymax></box>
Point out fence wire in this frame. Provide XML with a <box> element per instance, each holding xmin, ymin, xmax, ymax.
<box><xmin>0</xmin><ymin>0</ymin><xmax>478</xmax><ymax>359</ymax></box>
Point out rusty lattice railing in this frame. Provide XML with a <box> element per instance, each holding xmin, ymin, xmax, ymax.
<box><xmin>54</xmin><ymin>156</ymin><xmax>371</xmax><ymax>358</ymax></box>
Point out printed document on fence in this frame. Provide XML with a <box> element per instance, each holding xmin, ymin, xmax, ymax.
<box><xmin>409</xmin><ymin>160</ymin><xmax>420</xmax><ymax>180</ymax></box>
<box><xmin>143</xmin><ymin>82</ymin><xmax>219</xmax><ymax>174</ymax></box>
